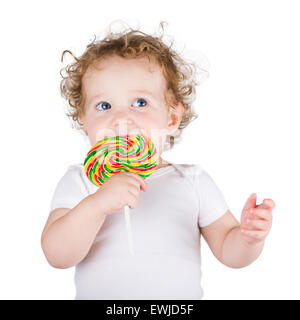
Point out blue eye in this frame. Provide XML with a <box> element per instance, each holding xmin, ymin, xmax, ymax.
<box><xmin>96</xmin><ymin>101</ymin><xmax>111</xmax><ymax>111</ymax></box>
<box><xmin>132</xmin><ymin>98</ymin><xmax>147</xmax><ymax>108</ymax></box>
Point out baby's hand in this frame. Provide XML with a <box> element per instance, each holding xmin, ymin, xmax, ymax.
<box><xmin>92</xmin><ymin>172</ymin><xmax>147</xmax><ymax>215</ymax></box>
<box><xmin>240</xmin><ymin>193</ymin><xmax>275</xmax><ymax>245</ymax></box>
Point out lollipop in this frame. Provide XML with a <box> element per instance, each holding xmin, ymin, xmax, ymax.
<box><xmin>84</xmin><ymin>134</ymin><xmax>158</xmax><ymax>255</ymax></box>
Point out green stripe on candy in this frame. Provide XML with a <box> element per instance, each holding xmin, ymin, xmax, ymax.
<box><xmin>88</xmin><ymin>167</ymin><xmax>94</xmax><ymax>181</ymax></box>
<box><xmin>103</xmin><ymin>163</ymin><xmax>115</xmax><ymax>175</ymax></box>
<box><xmin>149</xmin><ymin>142</ymin><xmax>154</xmax><ymax>154</ymax></box>
<box><xmin>84</xmin><ymin>150</ymin><xmax>97</xmax><ymax>165</ymax></box>
<box><xmin>93</xmin><ymin>159</ymin><xmax>99</xmax><ymax>174</ymax></box>
<box><xmin>94</xmin><ymin>144</ymin><xmax>114</xmax><ymax>154</ymax></box>
<box><xmin>120</xmin><ymin>162</ymin><xmax>152</xmax><ymax>170</ymax></box>
<box><xmin>96</xmin><ymin>175</ymin><xmax>106</xmax><ymax>186</ymax></box>
<box><xmin>135</xmin><ymin>143</ymin><xmax>141</xmax><ymax>154</ymax></box>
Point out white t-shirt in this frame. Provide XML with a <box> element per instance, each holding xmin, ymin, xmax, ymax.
<box><xmin>49</xmin><ymin>162</ymin><xmax>229</xmax><ymax>300</ymax></box>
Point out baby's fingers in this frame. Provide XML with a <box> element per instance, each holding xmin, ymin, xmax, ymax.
<box><xmin>125</xmin><ymin>172</ymin><xmax>147</xmax><ymax>192</ymax></box>
<box><xmin>250</xmin><ymin>208</ymin><xmax>272</xmax><ymax>221</ymax></box>
<box><xmin>244</xmin><ymin>217</ymin><xmax>268</xmax><ymax>231</ymax></box>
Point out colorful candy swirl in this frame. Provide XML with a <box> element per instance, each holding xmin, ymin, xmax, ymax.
<box><xmin>84</xmin><ymin>134</ymin><xmax>158</xmax><ymax>187</ymax></box>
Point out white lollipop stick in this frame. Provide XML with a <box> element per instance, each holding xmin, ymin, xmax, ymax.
<box><xmin>124</xmin><ymin>205</ymin><xmax>135</xmax><ymax>255</ymax></box>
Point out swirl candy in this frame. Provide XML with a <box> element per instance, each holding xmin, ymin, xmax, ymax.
<box><xmin>84</xmin><ymin>134</ymin><xmax>158</xmax><ymax>187</ymax></box>
<box><xmin>83</xmin><ymin>134</ymin><xmax>158</xmax><ymax>256</ymax></box>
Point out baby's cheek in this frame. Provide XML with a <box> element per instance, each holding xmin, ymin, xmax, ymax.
<box><xmin>147</xmin><ymin>128</ymin><xmax>168</xmax><ymax>156</ymax></box>
<box><xmin>87</xmin><ymin>120</ymin><xmax>115</xmax><ymax>145</ymax></box>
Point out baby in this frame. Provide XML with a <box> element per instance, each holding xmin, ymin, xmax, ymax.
<box><xmin>41</xmin><ymin>22</ymin><xmax>275</xmax><ymax>300</ymax></box>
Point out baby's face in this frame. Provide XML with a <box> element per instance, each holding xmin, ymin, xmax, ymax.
<box><xmin>80</xmin><ymin>55</ymin><xmax>183</xmax><ymax>155</ymax></box>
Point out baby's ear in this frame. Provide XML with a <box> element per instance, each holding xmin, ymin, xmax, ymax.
<box><xmin>167</xmin><ymin>102</ymin><xmax>184</xmax><ymax>135</ymax></box>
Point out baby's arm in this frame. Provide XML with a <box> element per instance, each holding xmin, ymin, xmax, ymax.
<box><xmin>201</xmin><ymin>194</ymin><xmax>274</xmax><ymax>268</ymax></box>
<box><xmin>41</xmin><ymin>171</ymin><xmax>146</xmax><ymax>269</ymax></box>
<box><xmin>201</xmin><ymin>209</ymin><xmax>263</xmax><ymax>268</ymax></box>
<box><xmin>41</xmin><ymin>193</ymin><xmax>107</xmax><ymax>269</ymax></box>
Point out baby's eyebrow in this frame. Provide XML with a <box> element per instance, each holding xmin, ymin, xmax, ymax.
<box><xmin>89</xmin><ymin>90</ymin><xmax>158</xmax><ymax>103</ymax></box>
<box><xmin>133</xmin><ymin>89</ymin><xmax>157</xmax><ymax>99</ymax></box>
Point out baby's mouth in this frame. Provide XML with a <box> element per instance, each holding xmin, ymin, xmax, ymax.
<box><xmin>98</xmin><ymin>127</ymin><xmax>146</xmax><ymax>141</ymax></box>
<box><xmin>115</xmin><ymin>130</ymin><xmax>142</xmax><ymax>138</ymax></box>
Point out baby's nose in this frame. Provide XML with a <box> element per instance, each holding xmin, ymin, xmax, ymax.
<box><xmin>112</xmin><ymin>110</ymin><xmax>133</xmax><ymax>124</ymax></box>
<box><xmin>112</xmin><ymin>116</ymin><xmax>134</xmax><ymax>136</ymax></box>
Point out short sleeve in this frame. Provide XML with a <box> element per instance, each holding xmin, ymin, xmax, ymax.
<box><xmin>49</xmin><ymin>165</ymin><xmax>89</xmax><ymax>213</ymax></box>
<box><xmin>194</xmin><ymin>169</ymin><xmax>229</xmax><ymax>228</ymax></box>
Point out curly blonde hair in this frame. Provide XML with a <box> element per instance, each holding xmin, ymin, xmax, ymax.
<box><xmin>60</xmin><ymin>21</ymin><xmax>208</xmax><ymax>151</ymax></box>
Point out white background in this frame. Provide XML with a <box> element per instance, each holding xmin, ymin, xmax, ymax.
<box><xmin>0</xmin><ymin>0</ymin><xmax>299</xmax><ymax>300</ymax></box>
